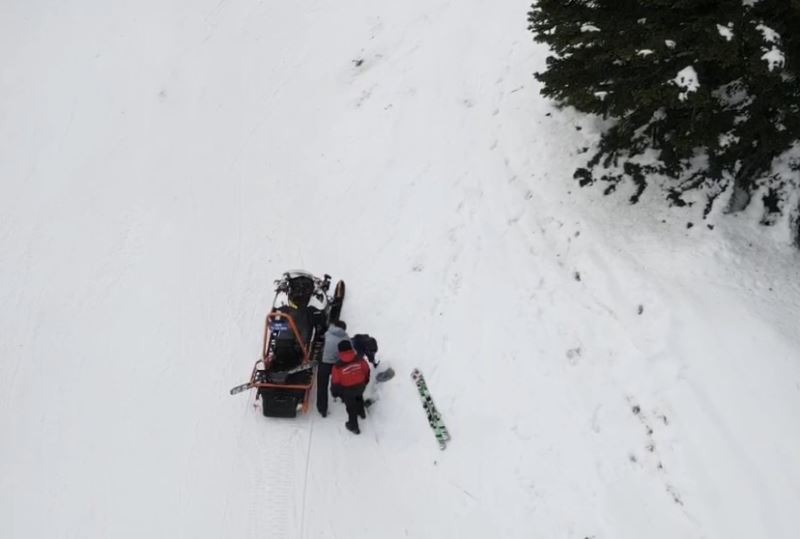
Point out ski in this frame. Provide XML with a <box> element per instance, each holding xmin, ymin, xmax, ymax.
<box><xmin>261</xmin><ymin>361</ymin><xmax>316</xmax><ymax>383</ymax></box>
<box><xmin>230</xmin><ymin>381</ymin><xmax>254</xmax><ymax>395</ymax></box>
<box><xmin>328</xmin><ymin>280</ymin><xmax>345</xmax><ymax>324</ymax></box>
<box><xmin>411</xmin><ymin>368</ymin><xmax>450</xmax><ymax>450</ymax></box>
<box><xmin>230</xmin><ymin>362</ymin><xmax>317</xmax><ymax>395</ymax></box>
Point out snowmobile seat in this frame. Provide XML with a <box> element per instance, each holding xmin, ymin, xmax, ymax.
<box><xmin>271</xmin><ymin>339</ymin><xmax>302</xmax><ymax>371</ymax></box>
<box><xmin>275</xmin><ymin>305</ymin><xmax>314</xmax><ymax>346</ymax></box>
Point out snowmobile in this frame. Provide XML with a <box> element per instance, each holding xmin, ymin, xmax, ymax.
<box><xmin>230</xmin><ymin>270</ymin><xmax>345</xmax><ymax>418</ymax></box>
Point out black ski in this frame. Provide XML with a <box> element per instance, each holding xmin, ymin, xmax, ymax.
<box><xmin>328</xmin><ymin>280</ymin><xmax>345</xmax><ymax>323</ymax></box>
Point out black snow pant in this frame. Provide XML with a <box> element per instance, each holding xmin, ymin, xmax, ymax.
<box><xmin>316</xmin><ymin>362</ymin><xmax>333</xmax><ymax>415</ymax></box>
<box><xmin>341</xmin><ymin>389</ymin><xmax>366</xmax><ymax>428</ymax></box>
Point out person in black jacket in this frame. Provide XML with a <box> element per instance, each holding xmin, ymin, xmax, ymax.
<box><xmin>351</xmin><ymin>333</ymin><xmax>379</xmax><ymax>366</ymax></box>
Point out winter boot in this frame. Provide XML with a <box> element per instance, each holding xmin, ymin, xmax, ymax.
<box><xmin>345</xmin><ymin>421</ymin><xmax>360</xmax><ymax>435</ymax></box>
<box><xmin>357</xmin><ymin>397</ymin><xmax>366</xmax><ymax>418</ymax></box>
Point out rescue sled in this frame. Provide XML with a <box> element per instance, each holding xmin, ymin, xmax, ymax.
<box><xmin>230</xmin><ymin>271</ymin><xmax>345</xmax><ymax>418</ymax></box>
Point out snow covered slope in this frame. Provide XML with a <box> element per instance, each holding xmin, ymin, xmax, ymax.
<box><xmin>2</xmin><ymin>1</ymin><xmax>799</xmax><ymax>538</ymax></box>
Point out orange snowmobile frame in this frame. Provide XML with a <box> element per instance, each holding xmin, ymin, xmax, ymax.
<box><xmin>248</xmin><ymin>310</ymin><xmax>314</xmax><ymax>414</ymax></box>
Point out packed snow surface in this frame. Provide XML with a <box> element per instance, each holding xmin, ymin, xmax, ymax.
<box><xmin>1</xmin><ymin>1</ymin><xmax>799</xmax><ymax>538</ymax></box>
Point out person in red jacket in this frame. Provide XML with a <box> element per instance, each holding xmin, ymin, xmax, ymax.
<box><xmin>331</xmin><ymin>340</ymin><xmax>371</xmax><ymax>434</ymax></box>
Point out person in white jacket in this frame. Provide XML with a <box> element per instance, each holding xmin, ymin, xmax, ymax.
<box><xmin>317</xmin><ymin>320</ymin><xmax>349</xmax><ymax>417</ymax></box>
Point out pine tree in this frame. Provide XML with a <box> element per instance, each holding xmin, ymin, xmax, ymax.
<box><xmin>529</xmin><ymin>0</ymin><xmax>800</xmax><ymax>242</ymax></box>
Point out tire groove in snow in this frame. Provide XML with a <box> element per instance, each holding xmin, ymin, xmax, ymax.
<box><xmin>299</xmin><ymin>415</ymin><xmax>315</xmax><ymax>539</ymax></box>
<box><xmin>244</xmin><ymin>401</ymin><xmax>301</xmax><ymax>539</ymax></box>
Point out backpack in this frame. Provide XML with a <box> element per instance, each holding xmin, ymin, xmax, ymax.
<box><xmin>333</xmin><ymin>360</ymin><xmax>370</xmax><ymax>388</ymax></box>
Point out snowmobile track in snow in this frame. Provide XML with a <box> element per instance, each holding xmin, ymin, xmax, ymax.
<box><xmin>244</xmin><ymin>399</ymin><xmax>311</xmax><ymax>539</ymax></box>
